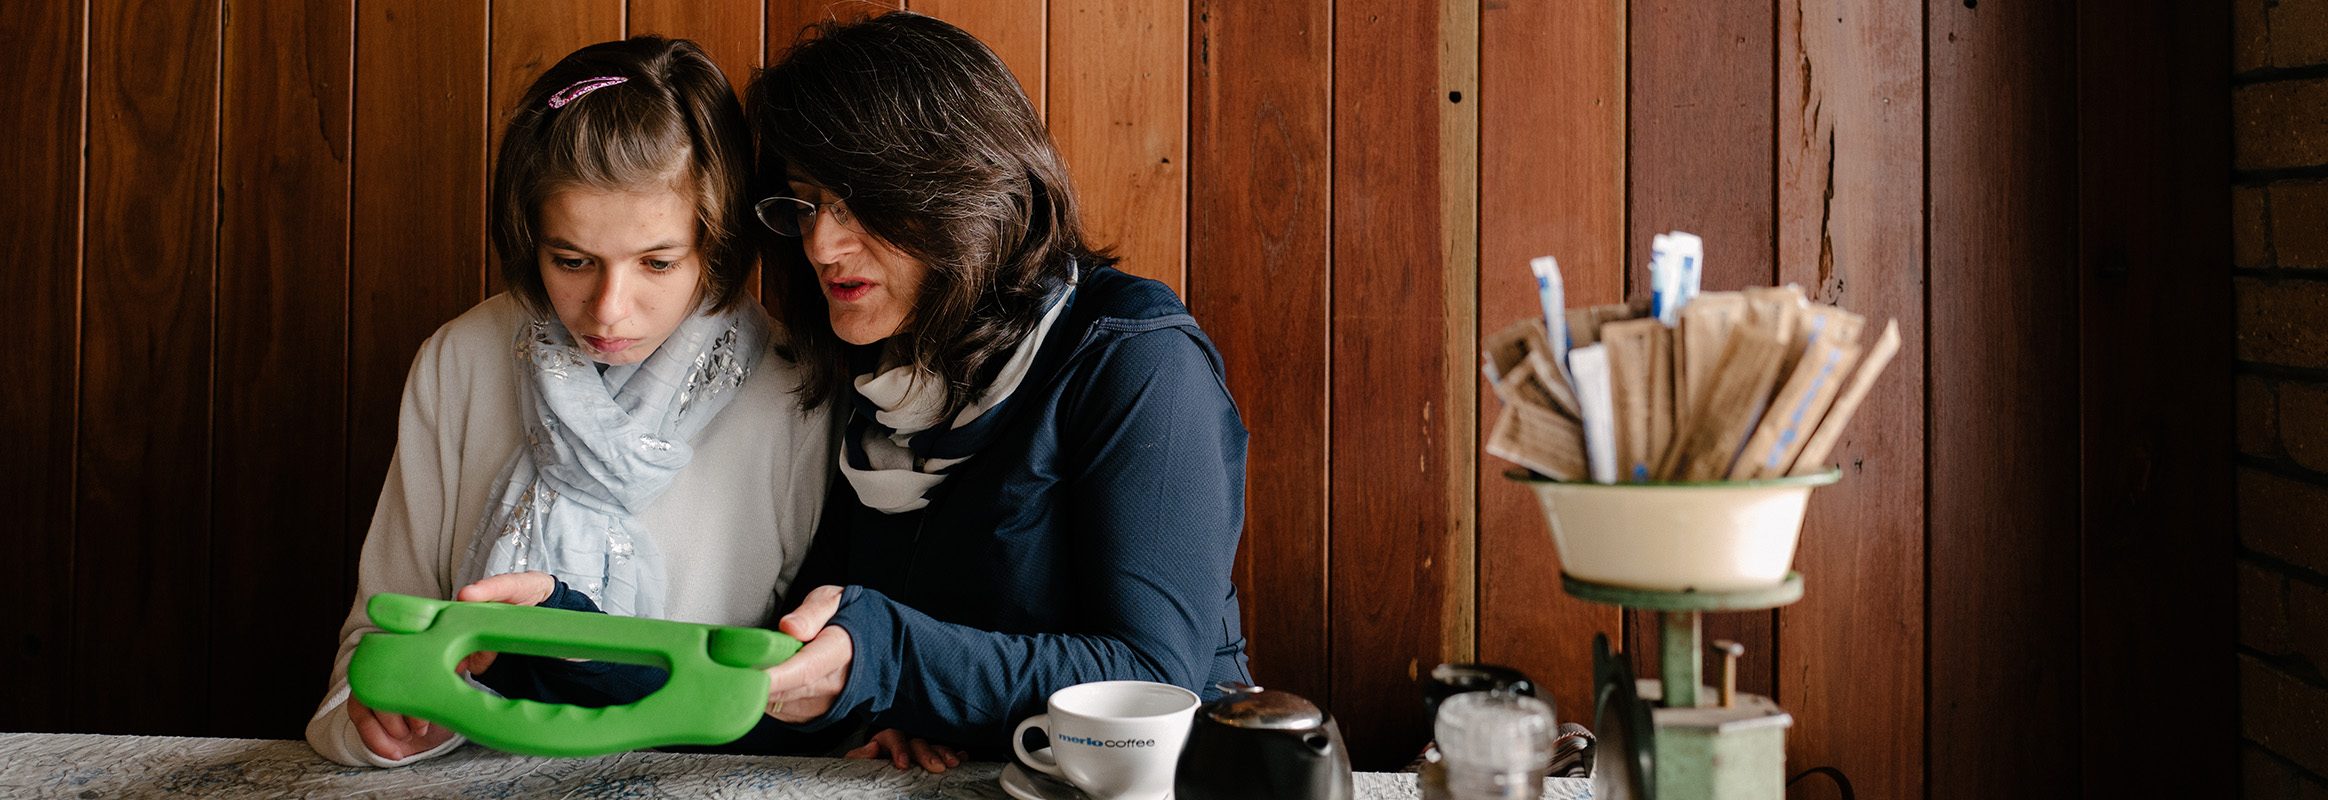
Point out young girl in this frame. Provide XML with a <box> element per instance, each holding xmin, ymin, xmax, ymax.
<box><xmin>304</xmin><ymin>37</ymin><xmax>832</xmax><ymax>767</ymax></box>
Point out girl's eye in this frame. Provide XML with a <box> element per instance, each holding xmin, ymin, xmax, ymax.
<box><xmin>646</xmin><ymin>259</ymin><xmax>679</xmax><ymax>273</ymax></box>
<box><xmin>553</xmin><ymin>257</ymin><xmax>589</xmax><ymax>271</ymax></box>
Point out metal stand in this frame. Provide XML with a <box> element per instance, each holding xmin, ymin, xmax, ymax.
<box><xmin>1561</xmin><ymin>572</ymin><xmax>1802</xmax><ymax>709</ymax></box>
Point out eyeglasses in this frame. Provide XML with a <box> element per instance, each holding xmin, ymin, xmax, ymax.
<box><xmin>754</xmin><ymin>195</ymin><xmax>858</xmax><ymax>238</ymax></box>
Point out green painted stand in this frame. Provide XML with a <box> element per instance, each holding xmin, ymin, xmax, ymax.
<box><xmin>1565</xmin><ymin>573</ymin><xmax>1802</xmax><ymax>800</ymax></box>
<box><xmin>347</xmin><ymin>593</ymin><xmax>801</xmax><ymax>758</ymax></box>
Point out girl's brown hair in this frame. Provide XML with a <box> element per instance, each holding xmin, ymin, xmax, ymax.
<box><xmin>749</xmin><ymin>12</ymin><xmax>1117</xmax><ymax>417</ymax></box>
<box><xmin>491</xmin><ymin>36</ymin><xmax>755</xmax><ymax>314</ymax></box>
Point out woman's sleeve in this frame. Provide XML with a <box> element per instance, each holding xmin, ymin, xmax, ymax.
<box><xmin>819</xmin><ymin>326</ymin><xmax>1248</xmax><ymax>748</ymax></box>
<box><xmin>304</xmin><ymin>332</ymin><xmax>475</xmax><ymax>768</ymax></box>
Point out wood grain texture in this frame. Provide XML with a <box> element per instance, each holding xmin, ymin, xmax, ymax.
<box><xmin>348</xmin><ymin>0</ymin><xmax>489</xmax><ymax>584</ymax></box>
<box><xmin>1928</xmin><ymin>1</ymin><xmax>2082</xmax><ymax>797</ymax></box>
<box><xmin>629</xmin><ymin>0</ymin><xmax>763</xmax><ymax>107</ymax></box>
<box><xmin>1624</xmin><ymin>0</ymin><xmax>1777</xmax><ymax>700</ymax></box>
<box><xmin>210</xmin><ymin>0</ymin><xmax>353</xmax><ymax>740</ymax></box>
<box><xmin>486</xmin><ymin>0</ymin><xmax>622</xmax><ymax>296</ymax></box>
<box><xmin>0</xmin><ymin>0</ymin><xmax>83</xmax><ymax>734</ymax></box>
<box><xmin>1187</xmin><ymin>0</ymin><xmax>1332</xmax><ymax>710</ymax></box>
<box><xmin>2074</xmin><ymin>0</ymin><xmax>2234</xmax><ymax>793</ymax></box>
<box><xmin>1331</xmin><ymin>0</ymin><xmax>1475</xmax><ymax>770</ymax></box>
<box><xmin>75</xmin><ymin>0</ymin><xmax>217</xmax><ymax>734</ymax></box>
<box><xmin>1476</xmin><ymin>0</ymin><xmax>1626</xmax><ymax>724</ymax></box>
<box><xmin>1774</xmin><ymin>1</ymin><xmax>1924</xmax><ymax>797</ymax></box>
<box><xmin>1047</xmin><ymin>0</ymin><xmax>1185</xmax><ymax>295</ymax></box>
<box><xmin>910</xmin><ymin>0</ymin><xmax>1044</xmax><ymax>118</ymax></box>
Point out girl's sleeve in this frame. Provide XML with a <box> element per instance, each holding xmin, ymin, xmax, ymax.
<box><xmin>816</xmin><ymin>326</ymin><xmax>1249</xmax><ymax>749</ymax></box>
<box><xmin>304</xmin><ymin>331</ymin><xmax>475</xmax><ymax>768</ymax></box>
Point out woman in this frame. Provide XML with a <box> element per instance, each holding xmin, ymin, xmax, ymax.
<box><xmin>305</xmin><ymin>36</ymin><xmax>831</xmax><ymax>767</ymax></box>
<box><xmin>747</xmin><ymin>12</ymin><xmax>1253</xmax><ymax>755</ymax></box>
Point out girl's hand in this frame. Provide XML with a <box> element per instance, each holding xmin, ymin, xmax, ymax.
<box><xmin>844</xmin><ymin>728</ymin><xmax>964</xmax><ymax>773</ymax></box>
<box><xmin>764</xmin><ymin>585</ymin><xmax>855</xmax><ymax>724</ymax></box>
<box><xmin>346</xmin><ymin>694</ymin><xmax>455</xmax><ymax>760</ymax></box>
<box><xmin>450</xmin><ymin>571</ymin><xmax>559</xmax><ymax>675</ymax></box>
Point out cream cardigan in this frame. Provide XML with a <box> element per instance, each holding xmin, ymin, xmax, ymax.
<box><xmin>304</xmin><ymin>294</ymin><xmax>831</xmax><ymax>767</ymax></box>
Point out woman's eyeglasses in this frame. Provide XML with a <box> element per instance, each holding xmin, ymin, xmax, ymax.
<box><xmin>755</xmin><ymin>196</ymin><xmax>857</xmax><ymax>238</ymax></box>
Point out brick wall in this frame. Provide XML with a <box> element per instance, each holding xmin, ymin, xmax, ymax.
<box><xmin>2237</xmin><ymin>1</ymin><xmax>2328</xmax><ymax>796</ymax></box>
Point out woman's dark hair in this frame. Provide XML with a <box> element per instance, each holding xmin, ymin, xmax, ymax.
<box><xmin>491</xmin><ymin>36</ymin><xmax>755</xmax><ymax>314</ymax></box>
<box><xmin>749</xmin><ymin>11</ymin><xmax>1117</xmax><ymax>416</ymax></box>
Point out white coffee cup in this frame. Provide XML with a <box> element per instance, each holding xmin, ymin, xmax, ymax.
<box><xmin>1012</xmin><ymin>680</ymin><xmax>1200</xmax><ymax>800</ymax></box>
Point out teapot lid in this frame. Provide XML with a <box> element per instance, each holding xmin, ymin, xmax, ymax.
<box><xmin>1202</xmin><ymin>684</ymin><xmax>1327</xmax><ymax>730</ymax></box>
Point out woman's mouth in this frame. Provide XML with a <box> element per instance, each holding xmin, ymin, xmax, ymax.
<box><xmin>827</xmin><ymin>278</ymin><xmax>875</xmax><ymax>303</ymax></box>
<box><xmin>582</xmin><ymin>335</ymin><xmax>636</xmax><ymax>354</ymax></box>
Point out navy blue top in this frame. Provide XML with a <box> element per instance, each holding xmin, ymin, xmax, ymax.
<box><xmin>792</xmin><ymin>265</ymin><xmax>1253</xmax><ymax>752</ymax></box>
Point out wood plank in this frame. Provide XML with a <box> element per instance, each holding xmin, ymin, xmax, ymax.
<box><xmin>1187</xmin><ymin>0</ymin><xmax>1332</xmax><ymax>716</ymax></box>
<box><xmin>1331</xmin><ymin>0</ymin><xmax>1475</xmax><ymax>770</ymax></box>
<box><xmin>766</xmin><ymin>0</ymin><xmax>898</xmax><ymax>59</ymax></box>
<box><xmin>1774</xmin><ymin>1</ymin><xmax>1925</xmax><ymax>797</ymax></box>
<box><xmin>1047</xmin><ymin>0</ymin><xmax>1185</xmax><ymax>294</ymax></box>
<box><xmin>1476</xmin><ymin>0</ymin><xmax>1626</xmax><ymax>728</ymax></box>
<box><xmin>0</xmin><ymin>0</ymin><xmax>83</xmax><ymax>734</ymax></box>
<box><xmin>210</xmin><ymin>0</ymin><xmax>354</xmax><ymax>739</ymax></box>
<box><xmin>1927</xmin><ymin>0</ymin><xmax>2082</xmax><ymax>797</ymax></box>
<box><xmin>629</xmin><ymin>0</ymin><xmax>763</xmax><ymax>107</ymax></box>
<box><xmin>1624</xmin><ymin>0</ymin><xmax>1777</xmax><ymax>700</ymax></box>
<box><xmin>75</xmin><ymin>0</ymin><xmax>218</xmax><ymax>734</ymax></box>
<box><xmin>2073</xmin><ymin>0</ymin><xmax>2234</xmax><ymax>794</ymax></box>
<box><xmin>486</xmin><ymin>0</ymin><xmax>623</xmax><ymax>296</ymax></box>
<box><xmin>349</xmin><ymin>0</ymin><xmax>490</xmax><ymax>585</ymax></box>
<box><xmin>910</xmin><ymin>0</ymin><xmax>1044</xmax><ymax>119</ymax></box>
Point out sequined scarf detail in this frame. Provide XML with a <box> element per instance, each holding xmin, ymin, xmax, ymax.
<box><xmin>459</xmin><ymin>307</ymin><xmax>769</xmax><ymax>617</ymax></box>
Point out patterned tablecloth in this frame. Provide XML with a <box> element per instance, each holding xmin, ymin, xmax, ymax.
<box><xmin>0</xmin><ymin>733</ymin><xmax>1592</xmax><ymax>799</ymax></box>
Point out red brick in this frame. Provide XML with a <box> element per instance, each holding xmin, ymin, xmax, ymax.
<box><xmin>2237</xmin><ymin>80</ymin><xmax>2328</xmax><ymax>171</ymax></box>
<box><xmin>2243</xmin><ymin>186</ymin><xmax>2274</xmax><ymax>268</ymax></box>
<box><xmin>2244</xmin><ymin>744</ymin><xmax>2328</xmax><ymax>800</ymax></box>
<box><xmin>2241</xmin><ymin>467</ymin><xmax>2328</xmax><ymax>576</ymax></box>
<box><xmin>2242</xmin><ymin>0</ymin><xmax>2272</xmax><ymax>73</ymax></box>
<box><xmin>2245</xmin><ymin>374</ymin><xmax>2283</xmax><ymax>458</ymax></box>
<box><xmin>2285</xmin><ymin>381</ymin><xmax>2328</xmax><ymax>473</ymax></box>
<box><xmin>2243</xmin><ymin>655</ymin><xmax>2328</xmax><ymax>777</ymax></box>
<box><xmin>2273</xmin><ymin>182</ymin><xmax>2328</xmax><ymax>269</ymax></box>
<box><xmin>2240</xmin><ymin>560</ymin><xmax>2328</xmax><ymax>676</ymax></box>
<box><xmin>2275</xmin><ymin>0</ymin><xmax>2328</xmax><ymax>69</ymax></box>
<box><xmin>2239</xmin><ymin>278</ymin><xmax>2328</xmax><ymax>368</ymax></box>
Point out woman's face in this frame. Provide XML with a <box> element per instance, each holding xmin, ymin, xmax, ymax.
<box><xmin>789</xmin><ymin>176</ymin><xmax>929</xmax><ymax>345</ymax></box>
<box><xmin>537</xmin><ymin>186</ymin><xmax>703</xmax><ymax>365</ymax></box>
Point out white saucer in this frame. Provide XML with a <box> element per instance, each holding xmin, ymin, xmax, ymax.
<box><xmin>998</xmin><ymin>751</ymin><xmax>1174</xmax><ymax>800</ymax></box>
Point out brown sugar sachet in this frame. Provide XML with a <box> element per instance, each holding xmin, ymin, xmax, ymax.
<box><xmin>1484</xmin><ymin>319</ymin><xmax>1580</xmax><ymax>420</ymax></box>
<box><xmin>1600</xmin><ymin>318</ymin><xmax>1673</xmax><ymax>483</ymax></box>
<box><xmin>1732</xmin><ymin>305</ymin><xmax>1867</xmax><ymax>479</ymax></box>
<box><xmin>1674</xmin><ymin>292</ymin><xmax>1747</xmax><ymax>442</ymax></box>
<box><xmin>1658</xmin><ymin>302</ymin><xmax>1791</xmax><ymax>481</ymax></box>
<box><xmin>1788</xmin><ymin>318</ymin><xmax>1901</xmax><ymax>475</ymax></box>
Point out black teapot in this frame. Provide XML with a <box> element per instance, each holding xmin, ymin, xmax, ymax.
<box><xmin>1173</xmin><ymin>684</ymin><xmax>1354</xmax><ymax>800</ymax></box>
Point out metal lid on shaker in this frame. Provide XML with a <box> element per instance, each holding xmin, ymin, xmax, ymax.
<box><xmin>1200</xmin><ymin>684</ymin><xmax>1328</xmax><ymax>730</ymax></box>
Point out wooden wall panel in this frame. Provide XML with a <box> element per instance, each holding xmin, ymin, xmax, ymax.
<box><xmin>1047</xmin><ymin>0</ymin><xmax>1185</xmax><ymax>295</ymax></box>
<box><xmin>911</xmin><ymin>0</ymin><xmax>1045</xmax><ymax>118</ymax></box>
<box><xmin>630</xmin><ymin>0</ymin><xmax>764</xmax><ymax>105</ymax></box>
<box><xmin>485</xmin><ymin>0</ymin><xmax>623</xmax><ymax>297</ymax></box>
<box><xmin>1625</xmin><ymin>0</ymin><xmax>1779</xmax><ymax>698</ymax></box>
<box><xmin>1775</xmin><ymin>2</ymin><xmax>1925</xmax><ymax>797</ymax></box>
<box><xmin>1476</xmin><ymin>0</ymin><xmax>1627</xmax><ymax>723</ymax></box>
<box><xmin>766</xmin><ymin>0</ymin><xmax>898</xmax><ymax>58</ymax></box>
<box><xmin>1927</xmin><ymin>1</ymin><xmax>2082</xmax><ymax>797</ymax></box>
<box><xmin>0</xmin><ymin>0</ymin><xmax>83</xmax><ymax>734</ymax></box>
<box><xmin>74</xmin><ymin>0</ymin><xmax>218</xmax><ymax>734</ymax></box>
<box><xmin>209</xmin><ymin>0</ymin><xmax>352</xmax><ymax>739</ymax></box>
<box><xmin>347</xmin><ymin>0</ymin><xmax>488</xmax><ymax>583</ymax></box>
<box><xmin>1187</xmin><ymin>0</ymin><xmax>1332</xmax><ymax>714</ymax></box>
<box><xmin>2074</xmin><ymin>1</ymin><xmax>2234</xmax><ymax>794</ymax></box>
<box><xmin>1331</xmin><ymin>0</ymin><xmax>1476</xmax><ymax>770</ymax></box>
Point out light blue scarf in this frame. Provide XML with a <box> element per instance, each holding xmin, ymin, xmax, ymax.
<box><xmin>459</xmin><ymin>305</ymin><xmax>770</xmax><ymax>617</ymax></box>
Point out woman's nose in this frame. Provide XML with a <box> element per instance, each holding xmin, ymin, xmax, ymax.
<box><xmin>801</xmin><ymin>211</ymin><xmax>861</xmax><ymax>265</ymax></box>
<box><xmin>589</xmin><ymin>269</ymin><xmax>631</xmax><ymax>325</ymax></box>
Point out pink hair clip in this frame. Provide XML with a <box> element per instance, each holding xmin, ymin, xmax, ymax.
<box><xmin>548</xmin><ymin>76</ymin><xmax>628</xmax><ymax>109</ymax></box>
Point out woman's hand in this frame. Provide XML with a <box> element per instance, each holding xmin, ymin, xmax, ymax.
<box><xmin>450</xmin><ymin>571</ymin><xmax>559</xmax><ymax>675</ymax></box>
<box><xmin>844</xmin><ymin>728</ymin><xmax>964</xmax><ymax>773</ymax></box>
<box><xmin>346</xmin><ymin>694</ymin><xmax>455</xmax><ymax>760</ymax></box>
<box><xmin>764</xmin><ymin>585</ymin><xmax>855</xmax><ymax>724</ymax></box>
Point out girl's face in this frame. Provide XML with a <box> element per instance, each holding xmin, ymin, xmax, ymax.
<box><xmin>788</xmin><ymin>176</ymin><xmax>930</xmax><ymax>346</ymax></box>
<box><xmin>537</xmin><ymin>186</ymin><xmax>703</xmax><ymax>365</ymax></box>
